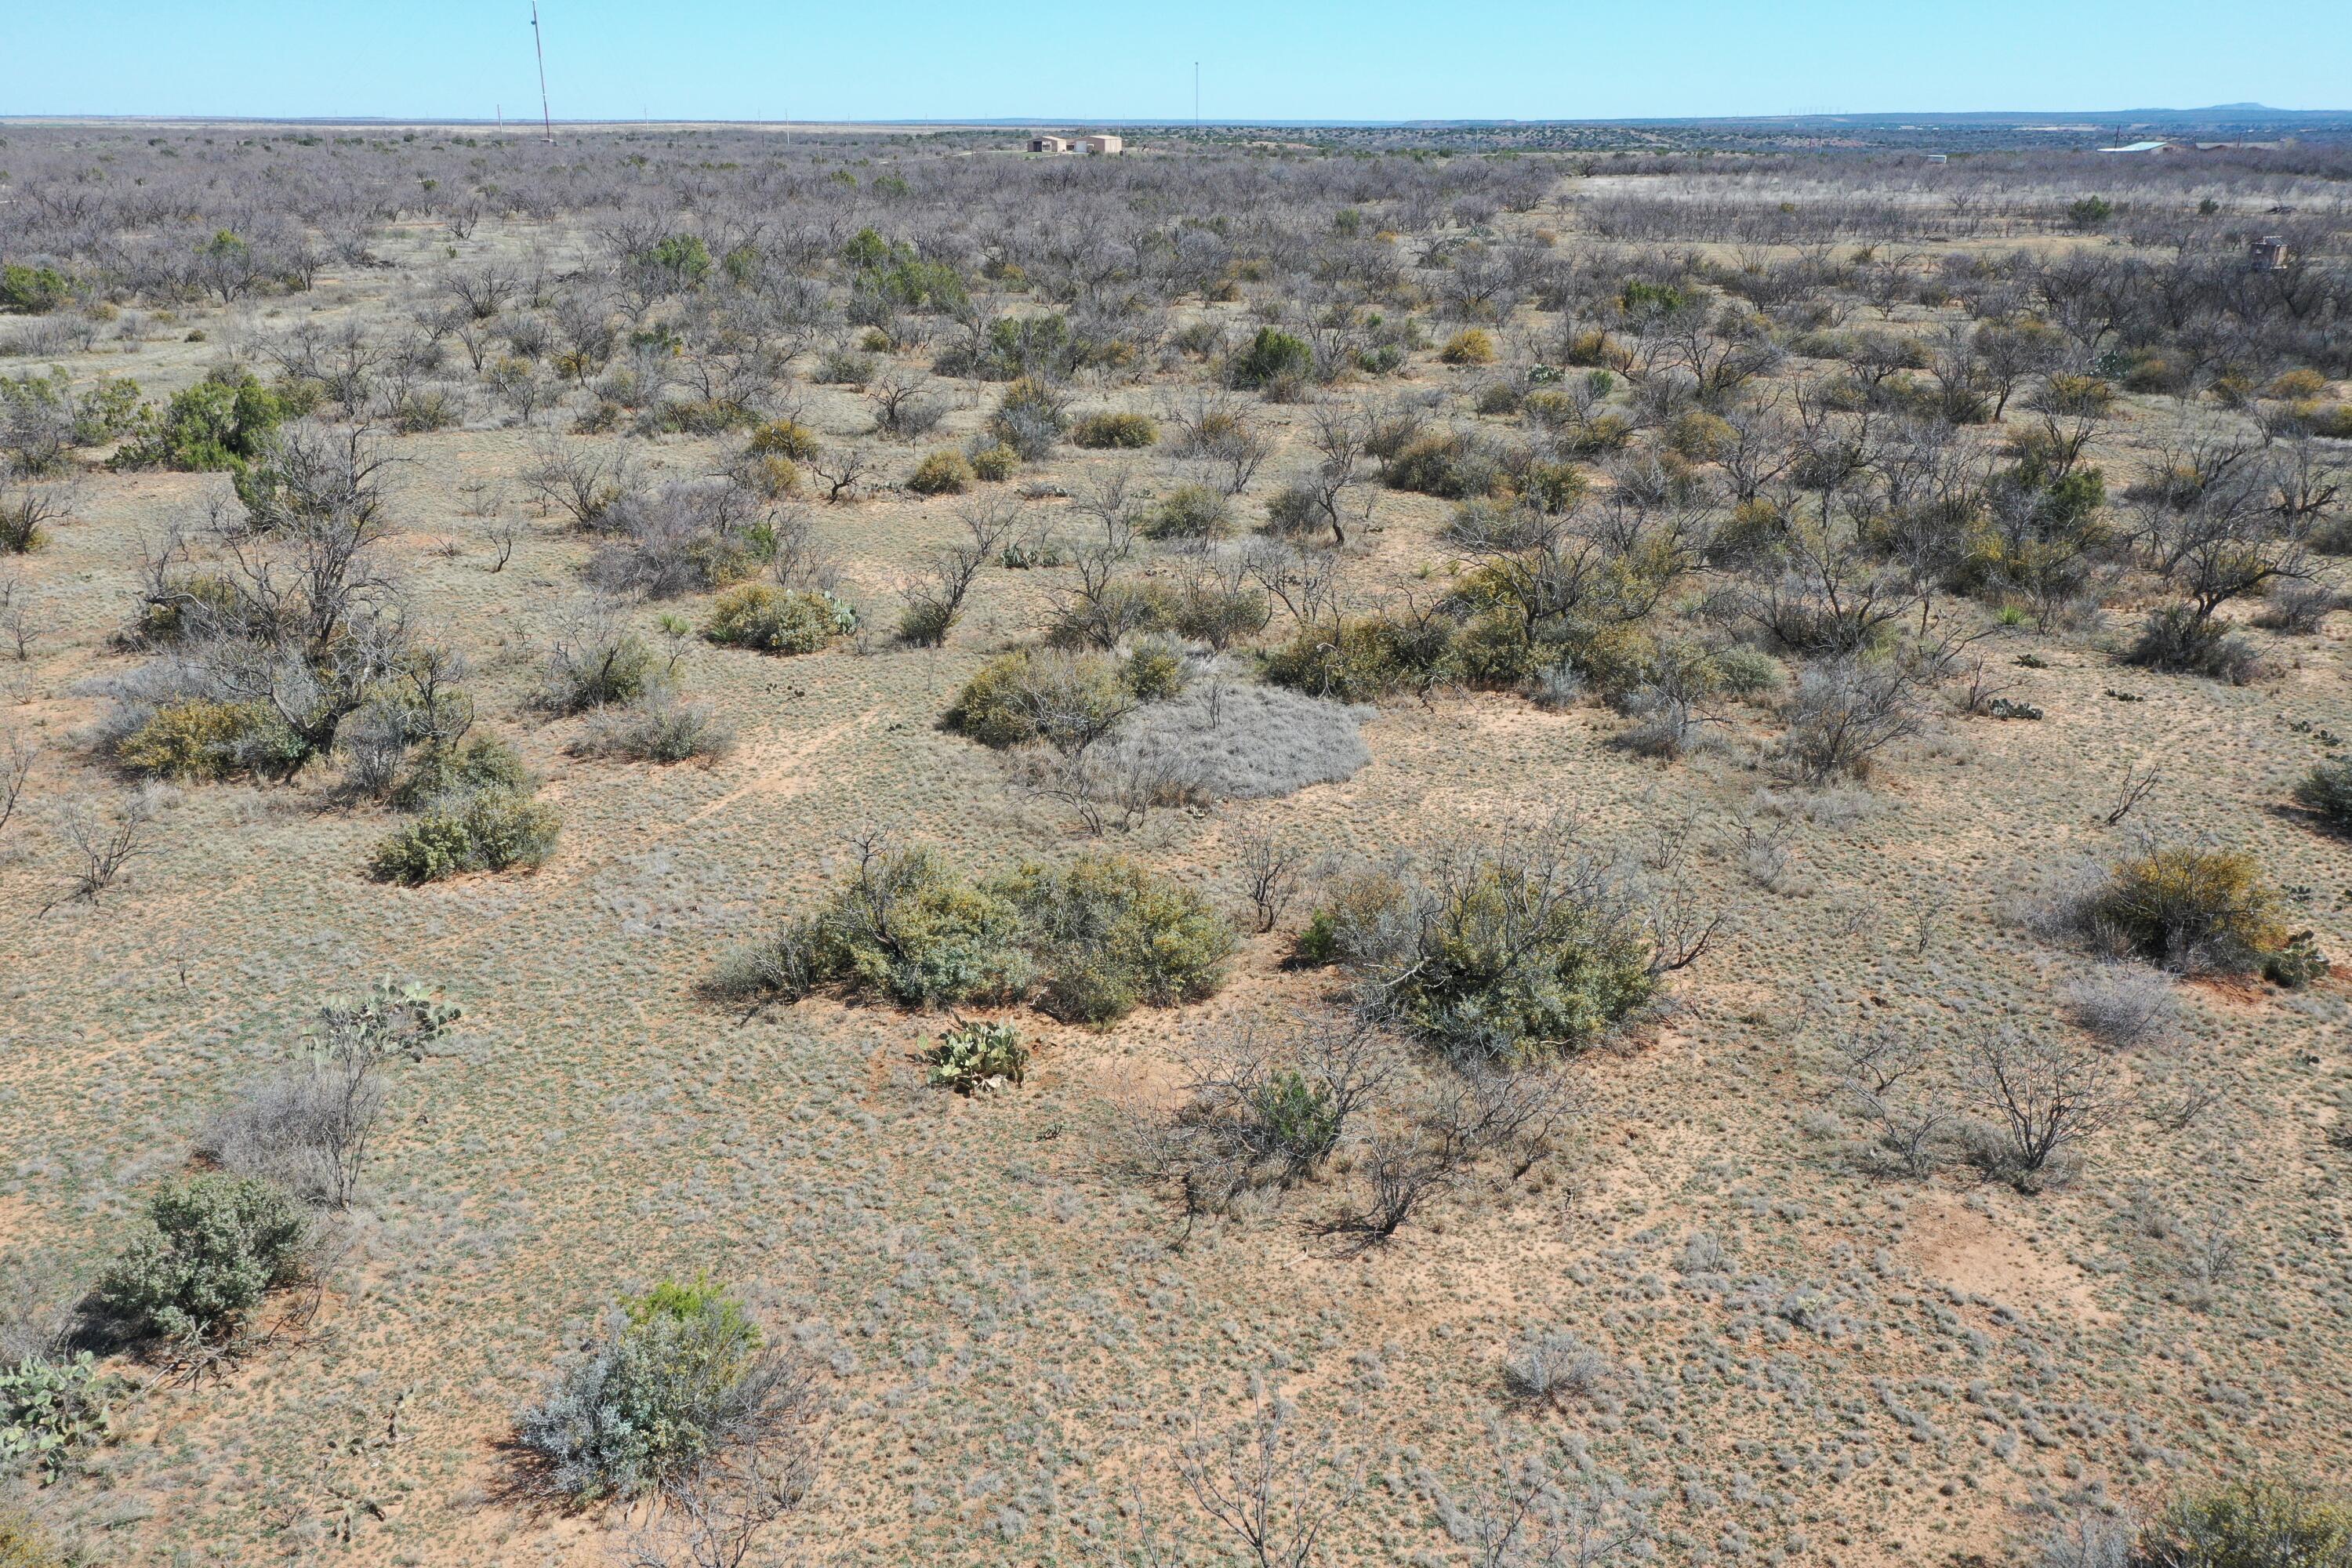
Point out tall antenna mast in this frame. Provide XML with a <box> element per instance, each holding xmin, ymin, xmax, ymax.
<box><xmin>530</xmin><ymin>2</ymin><xmax>555</xmax><ymax>143</ymax></box>
<box><xmin>1194</xmin><ymin>62</ymin><xmax>1200</xmax><ymax>132</ymax></box>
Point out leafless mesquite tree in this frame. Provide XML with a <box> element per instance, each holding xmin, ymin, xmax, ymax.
<box><xmin>0</xmin><ymin>730</ymin><xmax>34</xmax><ymax>840</ymax></box>
<box><xmin>1238</xmin><ymin>826</ymin><xmax>1308</xmax><ymax>934</ymax></box>
<box><xmin>1170</xmin><ymin>1387</ymin><xmax>1361</xmax><ymax>1568</ymax></box>
<box><xmin>1965</xmin><ymin>1029</ymin><xmax>2129</xmax><ymax>1185</ymax></box>
<box><xmin>48</xmin><ymin>792</ymin><xmax>153</xmax><ymax>911</ymax></box>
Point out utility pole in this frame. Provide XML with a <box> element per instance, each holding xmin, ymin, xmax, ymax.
<box><xmin>530</xmin><ymin>1</ymin><xmax>555</xmax><ymax>143</ymax></box>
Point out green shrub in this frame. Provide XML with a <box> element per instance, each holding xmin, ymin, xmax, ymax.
<box><xmin>388</xmin><ymin>735</ymin><xmax>528</xmax><ymax>811</ymax></box>
<box><xmin>724</xmin><ymin>846</ymin><xmax>1232</xmax><ymax>1023</ymax></box>
<box><xmin>1262</xmin><ymin>615</ymin><xmax>1455</xmax><ymax>702</ymax></box>
<box><xmin>1142</xmin><ymin>483</ymin><xmax>1232</xmax><ymax>541</ymax></box>
<box><xmin>0</xmin><ymin>1506</ymin><xmax>66</xmax><ymax>1568</ymax></box>
<box><xmin>1385</xmin><ymin>431</ymin><xmax>1507</xmax><ymax>499</ymax></box>
<box><xmin>1042</xmin><ymin>575</ymin><xmax>1182</xmax><ymax>650</ymax></box>
<box><xmin>906</xmin><ymin>450</ymin><xmax>976</xmax><ymax>496</ymax></box>
<box><xmin>1172</xmin><ymin>577</ymin><xmax>1272</xmax><ymax>648</ymax></box>
<box><xmin>1439</xmin><ymin>328</ymin><xmax>1497</xmax><ymax>365</ymax></box>
<box><xmin>2066</xmin><ymin>195</ymin><xmax>2115</xmax><ymax>230</ymax></box>
<box><xmin>0</xmin><ymin>263</ymin><xmax>72</xmax><ymax>315</ymax></box>
<box><xmin>750</xmin><ymin>846</ymin><xmax>1035</xmax><ymax>1008</ymax></box>
<box><xmin>2126</xmin><ymin>606</ymin><xmax>2267</xmax><ymax>681</ymax></box>
<box><xmin>2296</xmin><ymin>757</ymin><xmax>2352</xmax><ymax>833</ymax></box>
<box><xmin>93</xmin><ymin>1176</ymin><xmax>309</xmax><ymax>1346</ymax></box>
<box><xmin>1072</xmin><ymin>411</ymin><xmax>1158</xmax><ymax>448</ymax></box>
<box><xmin>926</xmin><ymin>1019</ymin><xmax>1027</xmax><ymax>1092</ymax></box>
<box><xmin>987</xmin><ymin>376</ymin><xmax>1066</xmax><ymax>458</ymax></box>
<box><xmin>1230</xmin><ymin>327</ymin><xmax>1314</xmax><ymax>389</ymax></box>
<box><xmin>1000</xmin><ymin>854</ymin><xmax>1236</xmax><ymax>1024</ymax></box>
<box><xmin>1298</xmin><ymin>838</ymin><xmax>1659</xmax><ymax>1062</ymax></box>
<box><xmin>946</xmin><ymin>650</ymin><xmax>1131</xmax><ymax>748</ymax></box>
<box><xmin>111</xmin><ymin>369</ymin><xmax>292</xmax><ymax>476</ymax></box>
<box><xmin>1122</xmin><ymin>637</ymin><xmax>1189</xmax><ymax>700</ymax></box>
<box><xmin>516</xmin><ymin>1279</ymin><xmax>809</xmax><ymax>1504</ymax></box>
<box><xmin>541</xmin><ymin>630</ymin><xmax>656</xmax><ymax>713</ymax></box>
<box><xmin>967</xmin><ymin>441</ymin><xmax>1020</xmax><ymax>481</ymax></box>
<box><xmin>746</xmin><ymin>419</ymin><xmax>821</xmax><ymax>461</ymax></box>
<box><xmin>703</xmin><ymin>583</ymin><xmax>857</xmax><ymax>653</ymax></box>
<box><xmin>113</xmin><ymin>698</ymin><xmax>304</xmax><ymax>782</ymax></box>
<box><xmin>2139</xmin><ymin>1478</ymin><xmax>2352</xmax><ymax>1568</ymax></box>
<box><xmin>2076</xmin><ymin>846</ymin><xmax>2288</xmax><ymax>974</ymax></box>
<box><xmin>1712</xmin><ymin>644</ymin><xmax>1785</xmax><ymax>697</ymax></box>
<box><xmin>0</xmin><ymin>1352</ymin><xmax>118</xmax><ymax>1475</ymax></box>
<box><xmin>369</xmin><ymin>787</ymin><xmax>560</xmax><ymax>884</ymax></box>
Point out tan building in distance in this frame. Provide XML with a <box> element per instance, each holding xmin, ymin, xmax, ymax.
<box><xmin>1027</xmin><ymin>135</ymin><xmax>1071</xmax><ymax>154</ymax></box>
<box><xmin>1079</xmin><ymin>134</ymin><xmax>1123</xmax><ymax>154</ymax></box>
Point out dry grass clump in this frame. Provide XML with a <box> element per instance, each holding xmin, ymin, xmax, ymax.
<box><xmin>1502</xmin><ymin>1327</ymin><xmax>1616</xmax><ymax>1406</ymax></box>
<box><xmin>571</xmin><ymin>688</ymin><xmax>735</xmax><ymax>764</ymax></box>
<box><xmin>580</xmin><ymin>479</ymin><xmax>775</xmax><ymax>598</ymax></box>
<box><xmin>1097</xmin><ymin>680</ymin><xmax>1370</xmax><ymax>800</ymax></box>
<box><xmin>2059</xmin><ymin>965</ymin><xmax>2181</xmax><ymax>1049</ymax></box>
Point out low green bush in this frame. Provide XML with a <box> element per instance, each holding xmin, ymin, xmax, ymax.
<box><xmin>0</xmin><ymin>263</ymin><xmax>72</xmax><ymax>315</ymax></box>
<box><xmin>755</xmin><ymin>846</ymin><xmax>1035</xmax><ymax>1008</ymax></box>
<box><xmin>2138</xmin><ymin>1477</ymin><xmax>2352</xmax><ymax>1568</ymax></box>
<box><xmin>0</xmin><ymin>1505</ymin><xmax>67</xmax><ymax>1568</ymax></box>
<box><xmin>2293</xmin><ymin>757</ymin><xmax>2352</xmax><ymax>833</ymax></box>
<box><xmin>113</xmin><ymin>698</ymin><xmax>304</xmax><ymax>782</ymax></box>
<box><xmin>703</xmin><ymin>583</ymin><xmax>857</xmax><ymax>653</ymax></box>
<box><xmin>2075</xmin><ymin>846</ymin><xmax>2288</xmax><ymax>974</ymax></box>
<box><xmin>515</xmin><ymin>1279</ymin><xmax>808</xmax><ymax>1504</ymax></box>
<box><xmin>1071</xmin><ymin>411</ymin><xmax>1158</xmax><ymax>449</ymax></box>
<box><xmin>967</xmin><ymin>441</ymin><xmax>1021</xmax><ymax>481</ymax></box>
<box><xmin>906</xmin><ymin>450</ymin><xmax>975</xmax><ymax>496</ymax></box>
<box><xmin>369</xmin><ymin>787</ymin><xmax>560</xmax><ymax>884</ymax></box>
<box><xmin>746</xmin><ymin>419</ymin><xmax>821</xmax><ymax>461</ymax></box>
<box><xmin>1261</xmin><ymin>615</ymin><xmax>1455</xmax><ymax>702</ymax></box>
<box><xmin>946</xmin><ymin>650</ymin><xmax>1131</xmax><ymax>748</ymax></box>
<box><xmin>1229</xmin><ymin>327</ymin><xmax>1314</xmax><ymax>390</ymax></box>
<box><xmin>387</xmin><ymin>735</ymin><xmax>527</xmax><ymax>811</ymax></box>
<box><xmin>111</xmin><ymin>369</ymin><xmax>295</xmax><ymax>476</ymax></box>
<box><xmin>93</xmin><ymin>1176</ymin><xmax>309</xmax><ymax>1347</ymax></box>
<box><xmin>1000</xmin><ymin>853</ymin><xmax>1236</xmax><ymax>1025</ymax></box>
<box><xmin>723</xmin><ymin>846</ymin><xmax>1234</xmax><ymax>1024</ymax></box>
<box><xmin>1142</xmin><ymin>483</ymin><xmax>1232</xmax><ymax>541</ymax></box>
<box><xmin>2129</xmin><ymin>602</ymin><xmax>2265</xmax><ymax>684</ymax></box>
<box><xmin>1439</xmin><ymin>328</ymin><xmax>1497</xmax><ymax>365</ymax></box>
<box><xmin>1385</xmin><ymin>430</ymin><xmax>1508</xmax><ymax>499</ymax></box>
<box><xmin>1297</xmin><ymin>838</ymin><xmax>1659</xmax><ymax>1062</ymax></box>
<box><xmin>1121</xmin><ymin>637</ymin><xmax>1189</xmax><ymax>700</ymax></box>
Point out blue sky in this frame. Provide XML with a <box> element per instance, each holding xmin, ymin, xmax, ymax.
<box><xmin>2</xmin><ymin>1</ymin><xmax>2343</xmax><ymax>122</ymax></box>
